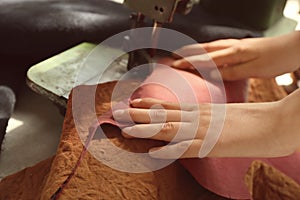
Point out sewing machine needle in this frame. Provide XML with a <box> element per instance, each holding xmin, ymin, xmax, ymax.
<box><xmin>150</xmin><ymin>21</ymin><xmax>162</xmax><ymax>58</ymax></box>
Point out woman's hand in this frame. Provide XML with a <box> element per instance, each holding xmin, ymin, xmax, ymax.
<box><xmin>113</xmin><ymin>97</ymin><xmax>298</xmax><ymax>159</ymax></box>
<box><xmin>172</xmin><ymin>31</ymin><xmax>300</xmax><ymax>81</ymax></box>
<box><xmin>113</xmin><ymin>98</ymin><xmax>206</xmax><ymax>159</ymax></box>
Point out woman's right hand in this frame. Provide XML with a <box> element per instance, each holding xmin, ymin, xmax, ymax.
<box><xmin>172</xmin><ymin>31</ymin><xmax>300</xmax><ymax>81</ymax></box>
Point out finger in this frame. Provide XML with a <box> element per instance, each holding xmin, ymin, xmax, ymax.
<box><xmin>173</xmin><ymin>39</ymin><xmax>239</xmax><ymax>58</ymax></box>
<box><xmin>210</xmin><ymin>61</ymin><xmax>258</xmax><ymax>81</ymax></box>
<box><xmin>172</xmin><ymin>46</ymin><xmax>245</xmax><ymax>70</ymax></box>
<box><xmin>149</xmin><ymin>140</ymin><xmax>203</xmax><ymax>159</ymax></box>
<box><xmin>173</xmin><ymin>44</ymin><xmax>207</xmax><ymax>58</ymax></box>
<box><xmin>201</xmin><ymin>39</ymin><xmax>240</xmax><ymax>52</ymax></box>
<box><xmin>130</xmin><ymin>98</ymin><xmax>196</xmax><ymax>111</ymax></box>
<box><xmin>173</xmin><ymin>43</ymin><xmax>258</xmax><ymax>71</ymax></box>
<box><xmin>121</xmin><ymin>122</ymin><xmax>199</xmax><ymax>142</ymax></box>
<box><xmin>113</xmin><ymin>108</ymin><xmax>191</xmax><ymax>123</ymax></box>
<box><xmin>122</xmin><ymin>123</ymin><xmax>180</xmax><ymax>141</ymax></box>
<box><xmin>172</xmin><ymin>54</ymin><xmax>214</xmax><ymax>70</ymax></box>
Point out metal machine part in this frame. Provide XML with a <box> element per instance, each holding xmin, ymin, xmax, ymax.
<box><xmin>124</xmin><ymin>0</ymin><xmax>180</xmax><ymax>24</ymax></box>
<box><xmin>124</xmin><ymin>0</ymin><xmax>198</xmax><ymax>23</ymax></box>
<box><xmin>123</xmin><ymin>0</ymin><xmax>198</xmax><ymax>71</ymax></box>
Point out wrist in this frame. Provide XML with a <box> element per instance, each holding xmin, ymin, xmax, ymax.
<box><xmin>283</xmin><ymin>31</ymin><xmax>300</xmax><ymax>69</ymax></box>
<box><xmin>278</xmin><ymin>89</ymin><xmax>300</xmax><ymax>154</ymax></box>
<box><xmin>290</xmin><ymin>31</ymin><xmax>300</xmax><ymax>68</ymax></box>
<box><xmin>214</xmin><ymin>102</ymin><xmax>282</xmax><ymax>157</ymax></box>
<box><xmin>268</xmin><ymin>31</ymin><xmax>300</xmax><ymax>74</ymax></box>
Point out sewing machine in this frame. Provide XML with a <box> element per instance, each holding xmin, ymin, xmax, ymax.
<box><xmin>25</xmin><ymin>0</ymin><xmax>296</xmax><ymax>115</ymax></box>
<box><xmin>123</xmin><ymin>0</ymin><xmax>199</xmax><ymax>70</ymax></box>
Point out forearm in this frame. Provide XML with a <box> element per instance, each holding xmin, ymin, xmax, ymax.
<box><xmin>208</xmin><ymin>94</ymin><xmax>300</xmax><ymax>157</ymax></box>
<box><xmin>255</xmin><ymin>30</ymin><xmax>300</xmax><ymax>77</ymax></box>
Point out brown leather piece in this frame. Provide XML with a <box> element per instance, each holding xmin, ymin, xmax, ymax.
<box><xmin>44</xmin><ymin>81</ymin><xmax>230</xmax><ymax>200</ymax></box>
<box><xmin>0</xmin><ymin>157</ymin><xmax>54</xmax><ymax>200</ymax></box>
<box><xmin>245</xmin><ymin>160</ymin><xmax>300</xmax><ymax>200</ymax></box>
<box><xmin>0</xmin><ymin>78</ymin><xmax>290</xmax><ymax>200</ymax></box>
<box><xmin>247</xmin><ymin>78</ymin><xmax>287</xmax><ymax>102</ymax></box>
<box><xmin>1</xmin><ymin>81</ymin><xmax>227</xmax><ymax>200</ymax></box>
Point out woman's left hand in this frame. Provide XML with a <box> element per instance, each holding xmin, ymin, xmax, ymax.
<box><xmin>113</xmin><ymin>98</ymin><xmax>209</xmax><ymax>159</ymax></box>
<box><xmin>113</xmin><ymin>97</ymin><xmax>294</xmax><ymax>159</ymax></box>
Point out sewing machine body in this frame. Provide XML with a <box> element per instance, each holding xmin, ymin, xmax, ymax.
<box><xmin>123</xmin><ymin>0</ymin><xmax>199</xmax><ymax>70</ymax></box>
<box><xmin>26</xmin><ymin>0</ymin><xmax>297</xmax><ymax>113</ymax></box>
<box><xmin>124</xmin><ymin>0</ymin><xmax>180</xmax><ymax>23</ymax></box>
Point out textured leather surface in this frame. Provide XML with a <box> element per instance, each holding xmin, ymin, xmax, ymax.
<box><xmin>0</xmin><ymin>78</ymin><xmax>289</xmax><ymax>200</ymax></box>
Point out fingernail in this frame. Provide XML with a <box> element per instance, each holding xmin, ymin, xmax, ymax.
<box><xmin>149</xmin><ymin>147</ymin><xmax>160</xmax><ymax>153</ymax></box>
<box><xmin>122</xmin><ymin>126</ymin><xmax>132</xmax><ymax>134</ymax></box>
<box><xmin>113</xmin><ymin>110</ymin><xmax>124</xmax><ymax>118</ymax></box>
<box><xmin>149</xmin><ymin>149</ymin><xmax>158</xmax><ymax>157</ymax></box>
<box><xmin>172</xmin><ymin>60</ymin><xmax>181</xmax><ymax>67</ymax></box>
<box><xmin>149</xmin><ymin>148</ymin><xmax>163</xmax><ymax>158</ymax></box>
<box><xmin>131</xmin><ymin>99</ymin><xmax>142</xmax><ymax>104</ymax></box>
<box><xmin>210</xmin><ymin>70</ymin><xmax>221</xmax><ymax>80</ymax></box>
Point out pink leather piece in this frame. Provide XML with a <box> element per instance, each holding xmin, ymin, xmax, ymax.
<box><xmin>96</xmin><ymin>61</ymin><xmax>300</xmax><ymax>199</ymax></box>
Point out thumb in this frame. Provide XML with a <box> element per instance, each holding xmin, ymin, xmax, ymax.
<box><xmin>149</xmin><ymin>140</ymin><xmax>202</xmax><ymax>159</ymax></box>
